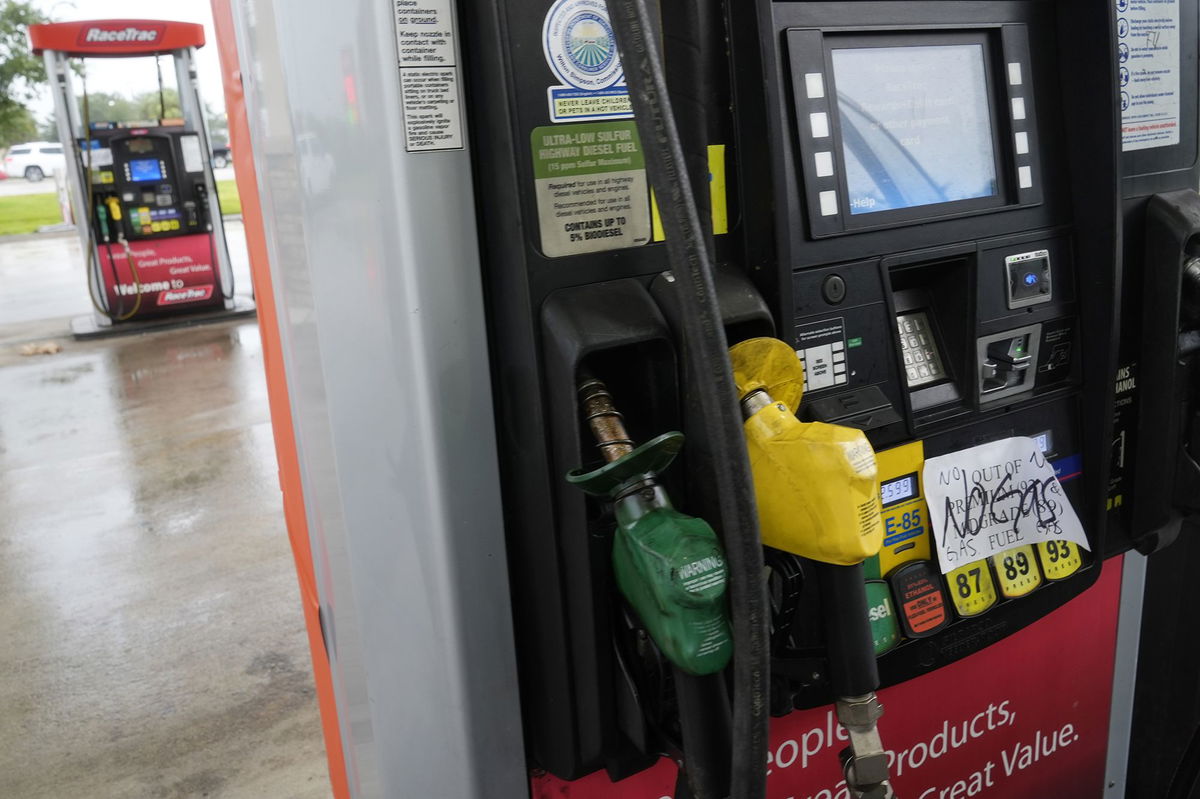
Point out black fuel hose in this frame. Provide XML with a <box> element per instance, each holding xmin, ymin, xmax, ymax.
<box><xmin>603</xmin><ymin>2</ymin><xmax>770</xmax><ymax>797</ymax></box>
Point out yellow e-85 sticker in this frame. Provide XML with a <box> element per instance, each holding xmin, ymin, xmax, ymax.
<box><xmin>992</xmin><ymin>545</ymin><xmax>1043</xmax><ymax>598</ymax></box>
<box><xmin>1037</xmin><ymin>539</ymin><xmax>1083</xmax><ymax>580</ymax></box>
<box><xmin>946</xmin><ymin>560</ymin><xmax>998</xmax><ymax>617</ymax></box>
<box><xmin>876</xmin><ymin>441</ymin><xmax>931</xmax><ymax>576</ymax></box>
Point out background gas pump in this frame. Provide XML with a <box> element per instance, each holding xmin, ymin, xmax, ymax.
<box><xmin>29</xmin><ymin>19</ymin><xmax>251</xmax><ymax>333</ymax></box>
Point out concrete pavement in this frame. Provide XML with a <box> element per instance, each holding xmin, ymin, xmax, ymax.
<box><xmin>0</xmin><ymin>228</ymin><xmax>332</xmax><ymax>798</ymax></box>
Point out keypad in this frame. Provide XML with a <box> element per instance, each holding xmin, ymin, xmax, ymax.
<box><xmin>896</xmin><ymin>312</ymin><xmax>947</xmax><ymax>388</ymax></box>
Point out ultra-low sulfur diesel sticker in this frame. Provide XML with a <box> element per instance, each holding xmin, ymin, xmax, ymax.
<box><xmin>531</xmin><ymin>121</ymin><xmax>650</xmax><ymax>257</ymax></box>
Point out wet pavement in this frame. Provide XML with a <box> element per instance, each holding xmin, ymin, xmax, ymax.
<box><xmin>0</xmin><ymin>233</ymin><xmax>331</xmax><ymax>797</ymax></box>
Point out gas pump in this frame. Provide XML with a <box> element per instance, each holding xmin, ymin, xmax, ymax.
<box><xmin>463</xmin><ymin>0</ymin><xmax>1119</xmax><ymax>792</ymax></box>
<box><xmin>28</xmin><ymin>20</ymin><xmax>251</xmax><ymax>333</ymax></box>
<box><xmin>215</xmin><ymin>0</ymin><xmax>1200</xmax><ymax>792</ymax></box>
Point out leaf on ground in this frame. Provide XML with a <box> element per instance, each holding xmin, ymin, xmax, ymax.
<box><xmin>18</xmin><ymin>341</ymin><xmax>62</xmax><ymax>356</ymax></box>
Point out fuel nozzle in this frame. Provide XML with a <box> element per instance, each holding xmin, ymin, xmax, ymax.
<box><xmin>567</xmin><ymin>376</ymin><xmax>732</xmax><ymax>676</ymax></box>
<box><xmin>729</xmin><ymin>338</ymin><xmax>896</xmax><ymax>799</ymax></box>
<box><xmin>96</xmin><ymin>203</ymin><xmax>110</xmax><ymax>243</ymax></box>
<box><xmin>104</xmin><ymin>195</ymin><xmax>122</xmax><ymax>222</ymax></box>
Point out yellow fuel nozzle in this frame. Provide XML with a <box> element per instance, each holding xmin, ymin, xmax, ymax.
<box><xmin>729</xmin><ymin>338</ymin><xmax>884</xmax><ymax>565</ymax></box>
<box><xmin>104</xmin><ymin>196</ymin><xmax>122</xmax><ymax>222</ymax></box>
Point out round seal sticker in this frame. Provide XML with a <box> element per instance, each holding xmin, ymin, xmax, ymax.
<box><xmin>543</xmin><ymin>0</ymin><xmax>624</xmax><ymax>91</ymax></box>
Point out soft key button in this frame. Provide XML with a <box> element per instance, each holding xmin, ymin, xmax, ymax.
<box><xmin>805</xmin><ymin>72</ymin><xmax>826</xmax><ymax>99</ymax></box>
<box><xmin>810</xmin><ymin>112</ymin><xmax>830</xmax><ymax>138</ymax></box>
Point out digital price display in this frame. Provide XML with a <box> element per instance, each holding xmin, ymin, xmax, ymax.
<box><xmin>880</xmin><ymin>473</ymin><xmax>918</xmax><ymax>507</ymax></box>
<box><xmin>129</xmin><ymin>158</ymin><xmax>164</xmax><ymax>182</ymax></box>
<box><xmin>1032</xmin><ymin>429</ymin><xmax>1054</xmax><ymax>455</ymax></box>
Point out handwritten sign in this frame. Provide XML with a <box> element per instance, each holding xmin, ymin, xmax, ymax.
<box><xmin>922</xmin><ymin>437</ymin><xmax>1089</xmax><ymax>574</ymax></box>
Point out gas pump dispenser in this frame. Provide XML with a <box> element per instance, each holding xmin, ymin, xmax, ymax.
<box><xmin>29</xmin><ymin>20</ymin><xmax>250</xmax><ymax>332</ymax></box>
<box><xmin>216</xmin><ymin>0</ymin><xmax>1200</xmax><ymax>792</ymax></box>
<box><xmin>463</xmin><ymin>0</ymin><xmax>1120</xmax><ymax>792</ymax></box>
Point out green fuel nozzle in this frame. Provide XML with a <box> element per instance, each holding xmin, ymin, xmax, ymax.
<box><xmin>97</xmin><ymin>203</ymin><xmax>110</xmax><ymax>243</ymax></box>
<box><xmin>567</xmin><ymin>378</ymin><xmax>732</xmax><ymax>676</ymax></box>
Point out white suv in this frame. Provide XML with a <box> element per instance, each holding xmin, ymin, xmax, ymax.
<box><xmin>3</xmin><ymin>142</ymin><xmax>67</xmax><ymax>182</ymax></box>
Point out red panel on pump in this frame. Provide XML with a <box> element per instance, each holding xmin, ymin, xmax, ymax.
<box><xmin>95</xmin><ymin>233</ymin><xmax>223</xmax><ymax>318</ymax></box>
<box><xmin>532</xmin><ymin>557</ymin><xmax>1123</xmax><ymax>799</ymax></box>
<box><xmin>28</xmin><ymin>20</ymin><xmax>204</xmax><ymax>56</ymax></box>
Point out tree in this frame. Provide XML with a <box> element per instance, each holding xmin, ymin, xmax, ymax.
<box><xmin>36</xmin><ymin>114</ymin><xmax>56</xmax><ymax>140</ymax></box>
<box><xmin>207</xmin><ymin>109</ymin><xmax>229</xmax><ymax>148</ymax></box>
<box><xmin>79</xmin><ymin>91</ymin><xmax>139</xmax><ymax>124</ymax></box>
<box><xmin>134</xmin><ymin>87</ymin><xmax>182</xmax><ymax>121</ymax></box>
<box><xmin>0</xmin><ymin>1</ymin><xmax>50</xmax><ymax>147</ymax></box>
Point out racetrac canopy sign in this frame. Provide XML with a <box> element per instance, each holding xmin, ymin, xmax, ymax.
<box><xmin>29</xmin><ymin>19</ymin><xmax>205</xmax><ymax>57</ymax></box>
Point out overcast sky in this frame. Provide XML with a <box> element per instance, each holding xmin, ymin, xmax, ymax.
<box><xmin>29</xmin><ymin>0</ymin><xmax>228</xmax><ymax>122</ymax></box>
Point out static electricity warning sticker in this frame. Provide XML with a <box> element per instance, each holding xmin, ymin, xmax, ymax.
<box><xmin>531</xmin><ymin>121</ymin><xmax>650</xmax><ymax>257</ymax></box>
<box><xmin>1119</xmin><ymin>0</ymin><xmax>1181</xmax><ymax>151</ymax></box>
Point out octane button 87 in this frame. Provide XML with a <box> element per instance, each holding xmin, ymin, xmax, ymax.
<box><xmin>946</xmin><ymin>560</ymin><xmax>998</xmax><ymax>617</ymax></box>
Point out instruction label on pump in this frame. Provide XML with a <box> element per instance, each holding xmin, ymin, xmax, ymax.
<box><xmin>922</xmin><ymin>437</ymin><xmax>1089</xmax><ymax>574</ymax></box>
<box><xmin>1119</xmin><ymin>0</ymin><xmax>1181</xmax><ymax>151</ymax></box>
<box><xmin>394</xmin><ymin>0</ymin><xmax>464</xmax><ymax>151</ymax></box>
<box><xmin>531</xmin><ymin>121</ymin><xmax>650</xmax><ymax>256</ymax></box>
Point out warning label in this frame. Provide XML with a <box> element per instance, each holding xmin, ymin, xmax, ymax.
<box><xmin>394</xmin><ymin>0</ymin><xmax>456</xmax><ymax>65</ymax></box>
<box><xmin>394</xmin><ymin>0</ymin><xmax>464</xmax><ymax>152</ymax></box>
<box><xmin>1119</xmin><ymin>0</ymin><xmax>1181</xmax><ymax>151</ymax></box>
<box><xmin>531</xmin><ymin>121</ymin><xmax>650</xmax><ymax>257</ymax></box>
<box><xmin>401</xmin><ymin>68</ymin><xmax>463</xmax><ymax>151</ymax></box>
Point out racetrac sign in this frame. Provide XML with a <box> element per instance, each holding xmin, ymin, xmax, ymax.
<box><xmin>80</xmin><ymin>24</ymin><xmax>164</xmax><ymax>45</ymax></box>
<box><xmin>28</xmin><ymin>19</ymin><xmax>205</xmax><ymax>57</ymax></box>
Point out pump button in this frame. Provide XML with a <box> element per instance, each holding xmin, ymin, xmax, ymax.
<box><xmin>946</xmin><ymin>560</ymin><xmax>998</xmax><ymax>617</ymax></box>
<box><xmin>1036</xmin><ymin>540</ymin><xmax>1083</xmax><ymax>581</ymax></box>
<box><xmin>822</xmin><ymin>274</ymin><xmax>846</xmax><ymax>304</ymax></box>
<box><xmin>865</xmin><ymin>580</ymin><xmax>901</xmax><ymax>655</ymax></box>
<box><xmin>991</xmin><ymin>545</ymin><xmax>1043</xmax><ymax>598</ymax></box>
<box><xmin>888</xmin><ymin>560</ymin><xmax>950</xmax><ymax>638</ymax></box>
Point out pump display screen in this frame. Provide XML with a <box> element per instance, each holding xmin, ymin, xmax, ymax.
<box><xmin>831</xmin><ymin>44</ymin><xmax>998</xmax><ymax>215</ymax></box>
<box><xmin>128</xmin><ymin>158</ymin><xmax>163</xmax><ymax>182</ymax></box>
<box><xmin>880</xmin><ymin>473</ymin><xmax>918</xmax><ymax>507</ymax></box>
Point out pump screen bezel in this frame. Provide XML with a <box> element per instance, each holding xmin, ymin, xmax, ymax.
<box><xmin>787</xmin><ymin>24</ymin><xmax>1044</xmax><ymax>239</ymax></box>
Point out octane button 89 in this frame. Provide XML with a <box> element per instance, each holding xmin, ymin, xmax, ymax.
<box><xmin>946</xmin><ymin>560</ymin><xmax>998</xmax><ymax>617</ymax></box>
<box><xmin>991</xmin><ymin>544</ymin><xmax>1044</xmax><ymax>599</ymax></box>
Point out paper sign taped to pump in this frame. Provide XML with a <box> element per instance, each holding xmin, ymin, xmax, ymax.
<box><xmin>922</xmin><ymin>437</ymin><xmax>1089</xmax><ymax>574</ymax></box>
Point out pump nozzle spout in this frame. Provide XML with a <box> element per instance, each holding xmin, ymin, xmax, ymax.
<box><xmin>578</xmin><ymin>377</ymin><xmax>635</xmax><ymax>462</ymax></box>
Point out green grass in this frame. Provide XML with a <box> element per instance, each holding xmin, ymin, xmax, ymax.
<box><xmin>0</xmin><ymin>178</ymin><xmax>244</xmax><ymax>237</ymax></box>
<box><xmin>216</xmin><ymin>179</ymin><xmax>241</xmax><ymax>216</ymax></box>
<box><xmin>0</xmin><ymin>193</ymin><xmax>62</xmax><ymax>236</ymax></box>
